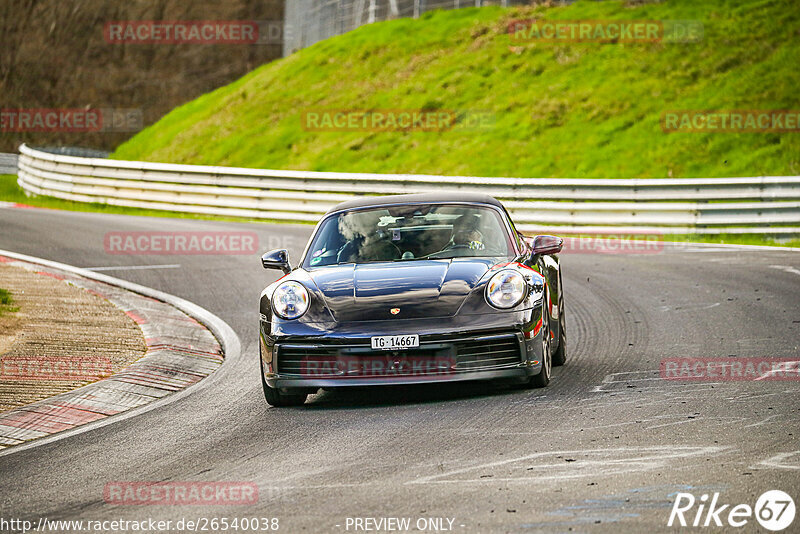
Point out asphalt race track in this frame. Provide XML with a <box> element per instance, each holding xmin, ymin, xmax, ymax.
<box><xmin>0</xmin><ymin>206</ymin><xmax>798</xmax><ymax>532</ymax></box>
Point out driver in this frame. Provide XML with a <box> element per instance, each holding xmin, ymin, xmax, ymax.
<box><xmin>443</xmin><ymin>214</ymin><xmax>485</xmax><ymax>252</ymax></box>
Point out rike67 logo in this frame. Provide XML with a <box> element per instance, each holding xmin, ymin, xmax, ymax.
<box><xmin>669</xmin><ymin>490</ymin><xmax>795</xmax><ymax>531</ymax></box>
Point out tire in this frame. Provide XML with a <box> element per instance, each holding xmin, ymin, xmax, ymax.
<box><xmin>529</xmin><ymin>302</ymin><xmax>551</xmax><ymax>388</ymax></box>
<box><xmin>260</xmin><ymin>353</ymin><xmax>307</xmax><ymax>407</ymax></box>
<box><xmin>552</xmin><ymin>274</ymin><xmax>567</xmax><ymax>367</ymax></box>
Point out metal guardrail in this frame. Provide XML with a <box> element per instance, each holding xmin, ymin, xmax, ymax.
<box><xmin>285</xmin><ymin>0</ymin><xmax>530</xmax><ymax>55</ymax></box>
<box><xmin>35</xmin><ymin>146</ymin><xmax>110</xmax><ymax>158</ymax></box>
<box><xmin>16</xmin><ymin>144</ymin><xmax>800</xmax><ymax>234</ymax></box>
<box><xmin>0</xmin><ymin>153</ymin><xmax>18</xmax><ymax>175</ymax></box>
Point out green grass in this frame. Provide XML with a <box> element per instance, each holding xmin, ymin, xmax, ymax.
<box><xmin>112</xmin><ymin>0</ymin><xmax>800</xmax><ymax>179</ymax></box>
<box><xmin>617</xmin><ymin>233</ymin><xmax>799</xmax><ymax>248</ymax></box>
<box><xmin>0</xmin><ymin>288</ymin><xmax>18</xmax><ymax>316</ymax></box>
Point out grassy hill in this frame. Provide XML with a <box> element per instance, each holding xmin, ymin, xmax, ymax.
<box><xmin>112</xmin><ymin>0</ymin><xmax>800</xmax><ymax>179</ymax></box>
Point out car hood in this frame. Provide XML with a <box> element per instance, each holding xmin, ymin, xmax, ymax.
<box><xmin>306</xmin><ymin>259</ymin><xmax>498</xmax><ymax>322</ymax></box>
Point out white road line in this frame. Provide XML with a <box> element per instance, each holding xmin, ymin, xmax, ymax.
<box><xmin>85</xmin><ymin>264</ymin><xmax>182</xmax><ymax>272</ymax></box>
<box><xmin>744</xmin><ymin>414</ymin><xmax>782</xmax><ymax>428</ymax></box>
<box><xmin>657</xmin><ymin>302</ymin><xmax>720</xmax><ymax>312</ymax></box>
<box><xmin>407</xmin><ymin>446</ymin><xmax>729</xmax><ymax>485</ymax></box>
<box><xmin>726</xmin><ymin>390</ymin><xmax>797</xmax><ymax>402</ymax></box>
<box><xmin>591</xmin><ymin>369</ymin><xmax>722</xmax><ymax>393</ymax></box>
<box><xmin>769</xmin><ymin>264</ymin><xmax>800</xmax><ymax>276</ymax></box>
<box><xmin>646</xmin><ymin>418</ymin><xmax>701</xmax><ymax>430</ymax></box>
<box><xmin>494</xmin><ymin>414</ymin><xmax>704</xmax><ymax>434</ymax></box>
<box><xmin>754</xmin><ymin>451</ymin><xmax>800</xmax><ymax>471</ymax></box>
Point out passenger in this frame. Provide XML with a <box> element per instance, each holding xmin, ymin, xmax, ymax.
<box><xmin>338</xmin><ymin>211</ymin><xmax>401</xmax><ymax>262</ymax></box>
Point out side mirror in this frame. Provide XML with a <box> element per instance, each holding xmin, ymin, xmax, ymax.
<box><xmin>261</xmin><ymin>249</ymin><xmax>292</xmax><ymax>274</ymax></box>
<box><xmin>531</xmin><ymin>235</ymin><xmax>563</xmax><ymax>256</ymax></box>
<box><xmin>520</xmin><ymin>234</ymin><xmax>535</xmax><ymax>249</ymax></box>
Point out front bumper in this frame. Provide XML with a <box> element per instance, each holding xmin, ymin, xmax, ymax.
<box><xmin>272</xmin><ymin>367</ymin><xmax>531</xmax><ymax>389</ymax></box>
<box><xmin>260</xmin><ymin>324</ymin><xmax>545</xmax><ymax>390</ymax></box>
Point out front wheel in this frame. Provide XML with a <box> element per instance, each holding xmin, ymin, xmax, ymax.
<box><xmin>552</xmin><ymin>321</ymin><xmax>566</xmax><ymax>366</ymax></box>
<box><xmin>553</xmin><ymin>275</ymin><xmax>567</xmax><ymax>367</ymax></box>
<box><xmin>529</xmin><ymin>304</ymin><xmax>551</xmax><ymax>388</ymax></box>
<box><xmin>260</xmin><ymin>354</ymin><xmax>307</xmax><ymax>407</ymax></box>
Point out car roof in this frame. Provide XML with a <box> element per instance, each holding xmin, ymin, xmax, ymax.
<box><xmin>327</xmin><ymin>193</ymin><xmax>505</xmax><ymax>214</ymax></box>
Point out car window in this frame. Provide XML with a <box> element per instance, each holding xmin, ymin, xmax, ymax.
<box><xmin>303</xmin><ymin>204</ymin><xmax>514</xmax><ymax>267</ymax></box>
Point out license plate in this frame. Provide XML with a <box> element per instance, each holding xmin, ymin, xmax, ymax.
<box><xmin>370</xmin><ymin>334</ymin><xmax>419</xmax><ymax>351</ymax></box>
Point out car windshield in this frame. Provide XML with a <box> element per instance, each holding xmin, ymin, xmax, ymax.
<box><xmin>303</xmin><ymin>204</ymin><xmax>514</xmax><ymax>268</ymax></box>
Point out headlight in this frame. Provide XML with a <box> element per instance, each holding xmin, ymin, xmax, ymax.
<box><xmin>485</xmin><ymin>270</ymin><xmax>526</xmax><ymax>309</ymax></box>
<box><xmin>272</xmin><ymin>281</ymin><xmax>310</xmax><ymax>320</ymax></box>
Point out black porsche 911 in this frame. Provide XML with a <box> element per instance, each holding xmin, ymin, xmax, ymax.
<box><xmin>258</xmin><ymin>193</ymin><xmax>566</xmax><ymax>406</ymax></box>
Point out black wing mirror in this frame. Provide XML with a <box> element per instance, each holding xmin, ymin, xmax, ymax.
<box><xmin>261</xmin><ymin>249</ymin><xmax>292</xmax><ymax>274</ymax></box>
<box><xmin>530</xmin><ymin>235</ymin><xmax>563</xmax><ymax>259</ymax></box>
